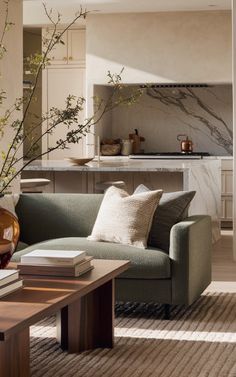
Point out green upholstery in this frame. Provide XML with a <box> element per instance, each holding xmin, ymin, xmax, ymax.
<box><xmin>12</xmin><ymin>237</ymin><xmax>170</xmax><ymax>279</ymax></box>
<box><xmin>14</xmin><ymin>193</ymin><xmax>212</xmax><ymax>306</ymax></box>
<box><xmin>16</xmin><ymin>241</ymin><xmax>29</xmax><ymax>251</ymax></box>
<box><xmin>16</xmin><ymin>194</ymin><xmax>103</xmax><ymax>245</ymax></box>
<box><xmin>170</xmin><ymin>215</ymin><xmax>212</xmax><ymax>305</ymax></box>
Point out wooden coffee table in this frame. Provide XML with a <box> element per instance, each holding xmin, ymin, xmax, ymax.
<box><xmin>0</xmin><ymin>259</ymin><xmax>130</xmax><ymax>377</ymax></box>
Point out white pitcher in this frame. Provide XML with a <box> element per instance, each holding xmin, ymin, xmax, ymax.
<box><xmin>121</xmin><ymin>139</ymin><xmax>133</xmax><ymax>155</ymax></box>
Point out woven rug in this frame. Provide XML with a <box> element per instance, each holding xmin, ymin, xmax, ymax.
<box><xmin>30</xmin><ymin>292</ymin><xmax>236</xmax><ymax>377</ymax></box>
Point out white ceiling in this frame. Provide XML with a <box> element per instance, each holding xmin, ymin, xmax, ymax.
<box><xmin>23</xmin><ymin>0</ymin><xmax>231</xmax><ymax>26</ymax></box>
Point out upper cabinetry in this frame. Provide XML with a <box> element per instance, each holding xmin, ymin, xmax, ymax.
<box><xmin>43</xmin><ymin>29</ymin><xmax>85</xmax><ymax>67</ymax></box>
<box><xmin>42</xmin><ymin>28</ymin><xmax>86</xmax><ymax>160</ymax></box>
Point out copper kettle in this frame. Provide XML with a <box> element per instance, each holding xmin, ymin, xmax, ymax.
<box><xmin>177</xmin><ymin>134</ymin><xmax>193</xmax><ymax>153</ymax></box>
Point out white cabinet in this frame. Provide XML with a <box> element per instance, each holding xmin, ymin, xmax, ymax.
<box><xmin>221</xmin><ymin>170</ymin><xmax>233</xmax><ymax>195</ymax></box>
<box><xmin>44</xmin><ymin>29</ymin><xmax>85</xmax><ymax>66</ymax></box>
<box><xmin>42</xmin><ymin>27</ymin><xmax>86</xmax><ymax>160</ymax></box>
<box><xmin>46</xmin><ymin>29</ymin><xmax>67</xmax><ymax>65</ymax></box>
<box><xmin>42</xmin><ymin>67</ymin><xmax>85</xmax><ymax>159</ymax></box>
<box><xmin>221</xmin><ymin>159</ymin><xmax>233</xmax><ymax>228</ymax></box>
<box><xmin>68</xmin><ymin>30</ymin><xmax>86</xmax><ymax>65</ymax></box>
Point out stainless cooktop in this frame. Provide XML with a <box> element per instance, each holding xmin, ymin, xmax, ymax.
<box><xmin>129</xmin><ymin>152</ymin><xmax>210</xmax><ymax>160</ymax></box>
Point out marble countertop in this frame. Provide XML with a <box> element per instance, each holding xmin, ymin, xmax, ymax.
<box><xmin>204</xmin><ymin>156</ymin><xmax>233</xmax><ymax>160</ymax></box>
<box><xmin>24</xmin><ymin>157</ymin><xmax>221</xmax><ymax>172</ymax></box>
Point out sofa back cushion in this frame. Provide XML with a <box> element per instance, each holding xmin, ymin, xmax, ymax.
<box><xmin>16</xmin><ymin>193</ymin><xmax>103</xmax><ymax>245</ymax></box>
<box><xmin>134</xmin><ymin>185</ymin><xmax>196</xmax><ymax>252</ymax></box>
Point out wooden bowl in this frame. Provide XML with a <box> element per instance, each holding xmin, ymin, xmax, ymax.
<box><xmin>101</xmin><ymin>144</ymin><xmax>121</xmax><ymax>156</ymax></box>
<box><xmin>66</xmin><ymin>157</ymin><xmax>93</xmax><ymax>165</ymax></box>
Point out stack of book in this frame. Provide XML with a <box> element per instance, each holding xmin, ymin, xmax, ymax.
<box><xmin>17</xmin><ymin>249</ymin><xmax>94</xmax><ymax>277</ymax></box>
<box><xmin>0</xmin><ymin>270</ymin><xmax>23</xmax><ymax>298</ymax></box>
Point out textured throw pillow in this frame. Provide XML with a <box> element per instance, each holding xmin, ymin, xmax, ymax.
<box><xmin>0</xmin><ymin>194</ymin><xmax>19</xmax><ymax>218</ymax></box>
<box><xmin>87</xmin><ymin>186</ymin><xmax>163</xmax><ymax>248</ymax></box>
<box><xmin>134</xmin><ymin>185</ymin><xmax>196</xmax><ymax>252</ymax></box>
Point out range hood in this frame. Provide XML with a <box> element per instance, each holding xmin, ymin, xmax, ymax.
<box><xmin>139</xmin><ymin>83</ymin><xmax>210</xmax><ymax>88</ymax></box>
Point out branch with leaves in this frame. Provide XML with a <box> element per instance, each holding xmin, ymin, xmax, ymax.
<box><xmin>0</xmin><ymin>1</ymin><xmax>143</xmax><ymax>194</ymax></box>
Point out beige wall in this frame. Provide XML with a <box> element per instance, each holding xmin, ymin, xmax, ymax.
<box><xmin>86</xmin><ymin>10</ymin><xmax>232</xmax><ymax>152</ymax></box>
<box><xmin>87</xmin><ymin>11</ymin><xmax>232</xmax><ymax>85</ymax></box>
<box><xmin>0</xmin><ymin>0</ymin><xmax>23</xmax><ymax>192</ymax></box>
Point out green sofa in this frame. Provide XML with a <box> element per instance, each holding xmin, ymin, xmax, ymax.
<box><xmin>13</xmin><ymin>193</ymin><xmax>212</xmax><ymax>313</ymax></box>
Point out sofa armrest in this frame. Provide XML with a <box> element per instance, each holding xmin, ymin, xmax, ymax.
<box><xmin>169</xmin><ymin>215</ymin><xmax>212</xmax><ymax>305</ymax></box>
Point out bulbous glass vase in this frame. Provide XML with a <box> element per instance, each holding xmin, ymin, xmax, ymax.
<box><xmin>0</xmin><ymin>206</ymin><xmax>20</xmax><ymax>268</ymax></box>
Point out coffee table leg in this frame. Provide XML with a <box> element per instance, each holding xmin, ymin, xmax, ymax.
<box><xmin>57</xmin><ymin>279</ymin><xmax>114</xmax><ymax>353</ymax></box>
<box><xmin>0</xmin><ymin>328</ymin><xmax>30</xmax><ymax>377</ymax></box>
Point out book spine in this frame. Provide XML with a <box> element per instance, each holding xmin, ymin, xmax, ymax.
<box><xmin>18</xmin><ymin>265</ymin><xmax>94</xmax><ymax>277</ymax></box>
<box><xmin>0</xmin><ymin>273</ymin><xmax>19</xmax><ymax>287</ymax></box>
<box><xmin>21</xmin><ymin>258</ymin><xmax>79</xmax><ymax>266</ymax></box>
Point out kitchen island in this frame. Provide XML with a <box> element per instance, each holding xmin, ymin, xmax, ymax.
<box><xmin>22</xmin><ymin>157</ymin><xmax>221</xmax><ymax>241</ymax></box>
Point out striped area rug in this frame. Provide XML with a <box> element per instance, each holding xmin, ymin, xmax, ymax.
<box><xmin>30</xmin><ymin>292</ymin><xmax>236</xmax><ymax>377</ymax></box>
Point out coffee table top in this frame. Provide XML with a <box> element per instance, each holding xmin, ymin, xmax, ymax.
<box><xmin>0</xmin><ymin>259</ymin><xmax>130</xmax><ymax>340</ymax></box>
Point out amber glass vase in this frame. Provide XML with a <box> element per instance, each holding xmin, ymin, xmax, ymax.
<box><xmin>0</xmin><ymin>202</ymin><xmax>20</xmax><ymax>269</ymax></box>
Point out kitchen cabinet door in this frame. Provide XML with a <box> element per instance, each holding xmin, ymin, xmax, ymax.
<box><xmin>224</xmin><ymin>196</ymin><xmax>233</xmax><ymax>220</ymax></box>
<box><xmin>42</xmin><ymin>28</ymin><xmax>86</xmax><ymax>66</ymax></box>
<box><xmin>44</xmin><ymin>67</ymin><xmax>85</xmax><ymax>159</ymax></box>
<box><xmin>221</xmin><ymin>168</ymin><xmax>233</xmax><ymax>228</ymax></box>
<box><xmin>68</xmin><ymin>29</ymin><xmax>86</xmax><ymax>66</ymax></box>
<box><xmin>133</xmin><ymin>172</ymin><xmax>183</xmax><ymax>193</ymax></box>
<box><xmin>43</xmin><ymin>29</ymin><xmax>68</xmax><ymax>65</ymax></box>
<box><xmin>54</xmin><ymin>172</ymin><xmax>87</xmax><ymax>193</ymax></box>
<box><xmin>224</xmin><ymin>171</ymin><xmax>233</xmax><ymax>195</ymax></box>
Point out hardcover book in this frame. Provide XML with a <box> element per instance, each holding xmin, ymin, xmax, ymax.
<box><xmin>0</xmin><ymin>269</ymin><xmax>19</xmax><ymax>287</ymax></box>
<box><xmin>18</xmin><ymin>256</ymin><xmax>94</xmax><ymax>277</ymax></box>
<box><xmin>0</xmin><ymin>279</ymin><xmax>23</xmax><ymax>298</ymax></box>
<box><xmin>21</xmin><ymin>249</ymin><xmax>87</xmax><ymax>266</ymax></box>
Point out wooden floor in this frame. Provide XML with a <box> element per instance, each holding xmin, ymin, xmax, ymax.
<box><xmin>206</xmin><ymin>230</ymin><xmax>236</xmax><ymax>293</ymax></box>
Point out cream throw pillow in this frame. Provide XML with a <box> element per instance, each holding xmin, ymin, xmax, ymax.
<box><xmin>87</xmin><ymin>186</ymin><xmax>163</xmax><ymax>248</ymax></box>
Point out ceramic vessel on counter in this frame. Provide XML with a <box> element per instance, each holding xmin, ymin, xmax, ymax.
<box><xmin>101</xmin><ymin>143</ymin><xmax>121</xmax><ymax>156</ymax></box>
<box><xmin>177</xmin><ymin>135</ymin><xmax>193</xmax><ymax>153</ymax></box>
<box><xmin>129</xmin><ymin>129</ymin><xmax>145</xmax><ymax>154</ymax></box>
<box><xmin>121</xmin><ymin>139</ymin><xmax>133</xmax><ymax>155</ymax></box>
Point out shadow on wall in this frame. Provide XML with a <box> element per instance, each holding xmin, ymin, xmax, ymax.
<box><xmin>87</xmin><ymin>12</ymin><xmax>232</xmax><ymax>83</ymax></box>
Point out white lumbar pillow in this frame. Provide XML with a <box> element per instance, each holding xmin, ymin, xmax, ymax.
<box><xmin>87</xmin><ymin>186</ymin><xmax>163</xmax><ymax>248</ymax></box>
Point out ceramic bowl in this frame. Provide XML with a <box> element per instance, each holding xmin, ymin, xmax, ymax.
<box><xmin>66</xmin><ymin>157</ymin><xmax>94</xmax><ymax>165</ymax></box>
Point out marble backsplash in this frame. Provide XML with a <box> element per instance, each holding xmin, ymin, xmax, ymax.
<box><xmin>110</xmin><ymin>84</ymin><xmax>232</xmax><ymax>156</ymax></box>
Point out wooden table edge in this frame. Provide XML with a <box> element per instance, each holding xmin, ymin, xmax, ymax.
<box><xmin>1</xmin><ymin>259</ymin><xmax>131</xmax><ymax>340</ymax></box>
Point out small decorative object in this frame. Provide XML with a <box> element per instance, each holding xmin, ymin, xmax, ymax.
<box><xmin>101</xmin><ymin>144</ymin><xmax>121</xmax><ymax>156</ymax></box>
<box><xmin>101</xmin><ymin>138</ymin><xmax>121</xmax><ymax>155</ymax></box>
<box><xmin>121</xmin><ymin>139</ymin><xmax>133</xmax><ymax>155</ymax></box>
<box><xmin>177</xmin><ymin>134</ymin><xmax>193</xmax><ymax>153</ymax></box>
<box><xmin>129</xmin><ymin>129</ymin><xmax>145</xmax><ymax>154</ymax></box>
<box><xmin>0</xmin><ymin>200</ymin><xmax>20</xmax><ymax>269</ymax></box>
<box><xmin>66</xmin><ymin>157</ymin><xmax>93</xmax><ymax>165</ymax></box>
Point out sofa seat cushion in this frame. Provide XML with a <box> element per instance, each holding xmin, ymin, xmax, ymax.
<box><xmin>11</xmin><ymin>237</ymin><xmax>171</xmax><ymax>279</ymax></box>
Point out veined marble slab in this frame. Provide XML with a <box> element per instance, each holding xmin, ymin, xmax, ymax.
<box><xmin>183</xmin><ymin>160</ymin><xmax>221</xmax><ymax>242</ymax></box>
